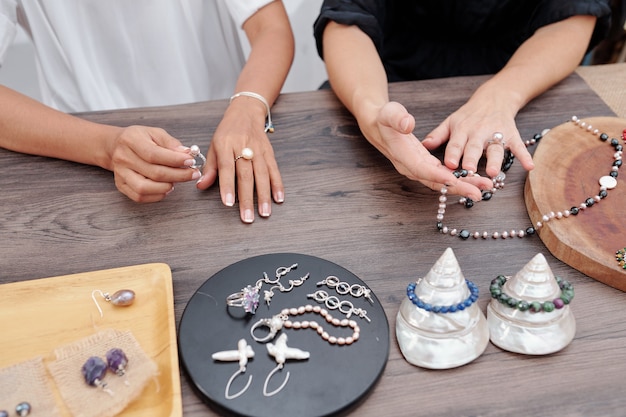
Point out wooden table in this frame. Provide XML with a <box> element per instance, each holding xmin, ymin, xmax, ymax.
<box><xmin>1</xmin><ymin>68</ymin><xmax>625</xmax><ymax>416</ymax></box>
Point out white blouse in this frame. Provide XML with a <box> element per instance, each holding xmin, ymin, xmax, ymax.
<box><xmin>0</xmin><ymin>0</ymin><xmax>273</xmax><ymax>112</ymax></box>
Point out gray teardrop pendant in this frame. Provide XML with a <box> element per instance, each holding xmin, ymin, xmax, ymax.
<box><xmin>109</xmin><ymin>289</ymin><xmax>135</xmax><ymax>306</ymax></box>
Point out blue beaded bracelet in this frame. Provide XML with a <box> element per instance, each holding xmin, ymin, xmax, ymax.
<box><xmin>406</xmin><ymin>279</ymin><xmax>479</xmax><ymax>313</ymax></box>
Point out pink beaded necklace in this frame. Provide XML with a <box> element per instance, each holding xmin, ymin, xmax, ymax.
<box><xmin>436</xmin><ymin>116</ymin><xmax>625</xmax><ymax>240</ymax></box>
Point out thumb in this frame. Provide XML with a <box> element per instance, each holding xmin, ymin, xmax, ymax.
<box><xmin>378</xmin><ymin>102</ymin><xmax>415</xmax><ymax>134</ymax></box>
<box><xmin>422</xmin><ymin>120</ymin><xmax>450</xmax><ymax>150</ymax></box>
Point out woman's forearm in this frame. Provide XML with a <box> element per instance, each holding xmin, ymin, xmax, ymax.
<box><xmin>0</xmin><ymin>85</ymin><xmax>119</xmax><ymax>169</ymax></box>
<box><xmin>471</xmin><ymin>15</ymin><xmax>597</xmax><ymax>113</ymax></box>
<box><xmin>236</xmin><ymin>0</ymin><xmax>294</xmax><ymax>106</ymax></box>
<box><xmin>322</xmin><ymin>22</ymin><xmax>389</xmax><ymax>136</ymax></box>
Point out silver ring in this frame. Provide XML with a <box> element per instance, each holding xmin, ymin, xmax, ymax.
<box><xmin>250</xmin><ymin>314</ymin><xmax>286</xmax><ymax>343</ymax></box>
<box><xmin>189</xmin><ymin>145</ymin><xmax>206</xmax><ymax>170</ymax></box>
<box><xmin>234</xmin><ymin>147</ymin><xmax>254</xmax><ymax>162</ymax></box>
<box><xmin>486</xmin><ymin>132</ymin><xmax>506</xmax><ymax>148</ymax></box>
<box><xmin>226</xmin><ymin>285</ymin><xmax>260</xmax><ymax>314</ymax></box>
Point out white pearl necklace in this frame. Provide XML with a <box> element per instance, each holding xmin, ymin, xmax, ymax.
<box><xmin>436</xmin><ymin>116</ymin><xmax>624</xmax><ymax>240</ymax></box>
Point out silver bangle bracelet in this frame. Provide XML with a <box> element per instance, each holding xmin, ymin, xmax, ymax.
<box><xmin>230</xmin><ymin>91</ymin><xmax>274</xmax><ymax>133</ymax></box>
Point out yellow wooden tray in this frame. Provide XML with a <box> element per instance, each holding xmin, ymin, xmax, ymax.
<box><xmin>0</xmin><ymin>263</ymin><xmax>182</xmax><ymax>416</ymax></box>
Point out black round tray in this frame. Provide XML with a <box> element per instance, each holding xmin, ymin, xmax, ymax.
<box><xmin>178</xmin><ymin>253</ymin><xmax>390</xmax><ymax>417</ymax></box>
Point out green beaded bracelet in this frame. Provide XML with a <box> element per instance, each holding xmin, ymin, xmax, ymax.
<box><xmin>489</xmin><ymin>275</ymin><xmax>574</xmax><ymax>313</ymax></box>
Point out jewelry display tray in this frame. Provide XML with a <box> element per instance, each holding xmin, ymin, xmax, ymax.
<box><xmin>0</xmin><ymin>263</ymin><xmax>182</xmax><ymax>417</ymax></box>
<box><xmin>178</xmin><ymin>253</ymin><xmax>390</xmax><ymax>417</ymax></box>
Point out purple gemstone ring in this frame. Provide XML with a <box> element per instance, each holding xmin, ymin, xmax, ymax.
<box><xmin>226</xmin><ymin>285</ymin><xmax>261</xmax><ymax>314</ymax></box>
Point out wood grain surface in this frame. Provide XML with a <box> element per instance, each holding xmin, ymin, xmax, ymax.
<box><xmin>525</xmin><ymin>117</ymin><xmax>626</xmax><ymax>291</ymax></box>
<box><xmin>1</xmin><ymin>70</ymin><xmax>626</xmax><ymax>417</ymax></box>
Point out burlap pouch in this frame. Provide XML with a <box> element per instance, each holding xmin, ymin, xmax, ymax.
<box><xmin>47</xmin><ymin>329</ymin><xmax>158</xmax><ymax>417</ymax></box>
<box><xmin>0</xmin><ymin>356</ymin><xmax>61</xmax><ymax>416</ymax></box>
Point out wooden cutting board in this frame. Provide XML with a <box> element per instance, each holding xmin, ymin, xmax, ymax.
<box><xmin>525</xmin><ymin>116</ymin><xmax>626</xmax><ymax>291</ymax></box>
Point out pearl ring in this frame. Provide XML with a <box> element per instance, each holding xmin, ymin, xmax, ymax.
<box><xmin>189</xmin><ymin>145</ymin><xmax>206</xmax><ymax>170</ymax></box>
<box><xmin>486</xmin><ymin>132</ymin><xmax>506</xmax><ymax>149</ymax></box>
<box><xmin>235</xmin><ymin>147</ymin><xmax>254</xmax><ymax>162</ymax></box>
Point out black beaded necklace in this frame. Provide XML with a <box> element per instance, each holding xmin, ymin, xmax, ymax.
<box><xmin>436</xmin><ymin>116</ymin><xmax>624</xmax><ymax>241</ymax></box>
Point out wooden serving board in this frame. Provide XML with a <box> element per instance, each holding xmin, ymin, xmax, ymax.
<box><xmin>525</xmin><ymin>117</ymin><xmax>626</xmax><ymax>291</ymax></box>
<box><xmin>0</xmin><ymin>263</ymin><xmax>182</xmax><ymax>417</ymax></box>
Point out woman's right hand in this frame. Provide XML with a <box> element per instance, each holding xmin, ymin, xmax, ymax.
<box><xmin>107</xmin><ymin>125</ymin><xmax>202</xmax><ymax>203</ymax></box>
<box><xmin>366</xmin><ymin>101</ymin><xmax>493</xmax><ymax>201</ymax></box>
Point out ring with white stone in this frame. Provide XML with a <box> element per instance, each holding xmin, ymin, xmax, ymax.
<box><xmin>486</xmin><ymin>132</ymin><xmax>506</xmax><ymax>149</ymax></box>
<box><xmin>235</xmin><ymin>147</ymin><xmax>254</xmax><ymax>162</ymax></box>
<box><xmin>189</xmin><ymin>144</ymin><xmax>206</xmax><ymax>170</ymax></box>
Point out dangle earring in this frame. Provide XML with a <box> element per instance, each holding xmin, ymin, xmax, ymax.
<box><xmin>81</xmin><ymin>357</ymin><xmax>114</xmax><ymax>396</ymax></box>
<box><xmin>106</xmin><ymin>348</ymin><xmax>130</xmax><ymax>386</ymax></box>
<box><xmin>226</xmin><ymin>263</ymin><xmax>309</xmax><ymax>314</ymax></box>
<box><xmin>260</xmin><ymin>263</ymin><xmax>309</xmax><ymax>306</ymax></box>
<box><xmin>212</xmin><ymin>339</ymin><xmax>255</xmax><ymax>400</ymax></box>
<box><xmin>91</xmin><ymin>289</ymin><xmax>136</xmax><ymax>317</ymax></box>
<box><xmin>316</xmin><ymin>275</ymin><xmax>374</xmax><ymax>304</ymax></box>
<box><xmin>263</xmin><ymin>333</ymin><xmax>310</xmax><ymax>397</ymax></box>
<box><xmin>307</xmin><ymin>290</ymin><xmax>371</xmax><ymax>322</ymax></box>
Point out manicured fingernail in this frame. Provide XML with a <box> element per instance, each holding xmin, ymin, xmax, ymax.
<box><xmin>275</xmin><ymin>191</ymin><xmax>284</xmax><ymax>203</ymax></box>
<box><xmin>191</xmin><ymin>170</ymin><xmax>201</xmax><ymax>180</ymax></box>
<box><xmin>243</xmin><ymin>210</ymin><xmax>254</xmax><ymax>223</ymax></box>
<box><xmin>260</xmin><ymin>203</ymin><xmax>271</xmax><ymax>217</ymax></box>
<box><xmin>400</xmin><ymin>117</ymin><xmax>410</xmax><ymax>132</ymax></box>
<box><xmin>225</xmin><ymin>193</ymin><xmax>235</xmax><ymax>207</ymax></box>
<box><xmin>166</xmin><ymin>185</ymin><xmax>175</xmax><ymax>196</ymax></box>
<box><xmin>178</xmin><ymin>146</ymin><xmax>190</xmax><ymax>151</ymax></box>
<box><xmin>196</xmin><ymin>175</ymin><xmax>204</xmax><ymax>184</ymax></box>
<box><xmin>184</xmin><ymin>159</ymin><xmax>195</xmax><ymax>167</ymax></box>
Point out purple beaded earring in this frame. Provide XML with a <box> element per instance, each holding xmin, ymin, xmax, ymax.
<box><xmin>82</xmin><ymin>348</ymin><xmax>130</xmax><ymax>393</ymax></box>
<box><xmin>82</xmin><ymin>356</ymin><xmax>114</xmax><ymax>395</ymax></box>
<box><xmin>106</xmin><ymin>348</ymin><xmax>130</xmax><ymax>386</ymax></box>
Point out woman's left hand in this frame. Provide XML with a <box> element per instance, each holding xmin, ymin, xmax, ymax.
<box><xmin>421</xmin><ymin>95</ymin><xmax>534</xmax><ymax>178</ymax></box>
<box><xmin>196</xmin><ymin>101</ymin><xmax>284</xmax><ymax>224</ymax></box>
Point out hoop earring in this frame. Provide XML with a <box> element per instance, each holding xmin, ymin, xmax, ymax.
<box><xmin>212</xmin><ymin>339</ymin><xmax>255</xmax><ymax>400</ymax></box>
<box><xmin>263</xmin><ymin>333</ymin><xmax>310</xmax><ymax>397</ymax></box>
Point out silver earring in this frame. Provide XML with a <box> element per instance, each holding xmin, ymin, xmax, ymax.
<box><xmin>91</xmin><ymin>289</ymin><xmax>135</xmax><ymax>318</ymax></box>
<box><xmin>263</xmin><ymin>333</ymin><xmax>310</xmax><ymax>397</ymax></box>
<box><xmin>225</xmin><ymin>263</ymin><xmax>309</xmax><ymax>314</ymax></box>
<box><xmin>212</xmin><ymin>339</ymin><xmax>255</xmax><ymax>400</ymax></box>
<box><xmin>307</xmin><ymin>290</ymin><xmax>371</xmax><ymax>322</ymax></box>
<box><xmin>316</xmin><ymin>275</ymin><xmax>374</xmax><ymax>304</ymax></box>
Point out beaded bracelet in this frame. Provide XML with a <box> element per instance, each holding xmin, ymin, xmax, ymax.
<box><xmin>616</xmin><ymin>248</ymin><xmax>626</xmax><ymax>269</ymax></box>
<box><xmin>406</xmin><ymin>279</ymin><xmax>479</xmax><ymax>313</ymax></box>
<box><xmin>489</xmin><ymin>275</ymin><xmax>574</xmax><ymax>312</ymax></box>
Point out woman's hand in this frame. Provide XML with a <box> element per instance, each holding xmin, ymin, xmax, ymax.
<box><xmin>108</xmin><ymin>125</ymin><xmax>201</xmax><ymax>203</ymax></box>
<box><xmin>367</xmin><ymin>102</ymin><xmax>493</xmax><ymax>200</ymax></box>
<box><xmin>422</xmin><ymin>94</ymin><xmax>534</xmax><ymax>178</ymax></box>
<box><xmin>196</xmin><ymin>98</ymin><xmax>284</xmax><ymax>224</ymax></box>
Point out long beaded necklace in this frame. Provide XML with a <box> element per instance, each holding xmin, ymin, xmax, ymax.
<box><xmin>436</xmin><ymin>116</ymin><xmax>624</xmax><ymax>240</ymax></box>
